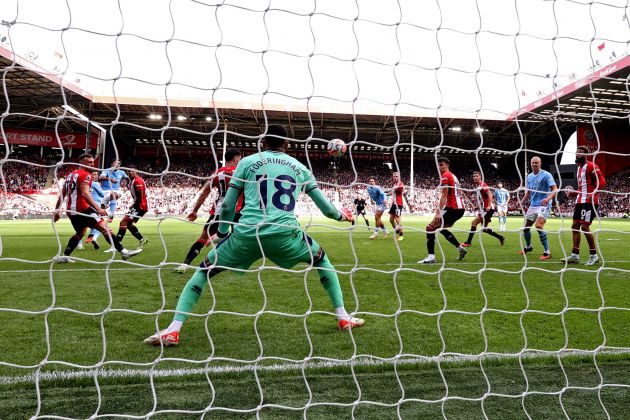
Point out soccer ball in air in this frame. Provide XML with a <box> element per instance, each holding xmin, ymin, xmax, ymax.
<box><xmin>327</xmin><ymin>139</ymin><xmax>347</xmax><ymax>158</ymax></box>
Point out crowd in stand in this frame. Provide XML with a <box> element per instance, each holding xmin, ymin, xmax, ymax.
<box><xmin>1</xmin><ymin>153</ymin><xmax>628</xmax><ymax>219</ymax></box>
<box><xmin>3</xmin><ymin>161</ymin><xmax>50</xmax><ymax>194</ymax></box>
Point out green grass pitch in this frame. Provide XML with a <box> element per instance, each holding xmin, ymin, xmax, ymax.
<box><xmin>1</xmin><ymin>216</ymin><xmax>629</xmax><ymax>419</ymax></box>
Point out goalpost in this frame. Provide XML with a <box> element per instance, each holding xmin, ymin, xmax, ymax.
<box><xmin>1</xmin><ymin>0</ymin><xmax>629</xmax><ymax>418</ymax></box>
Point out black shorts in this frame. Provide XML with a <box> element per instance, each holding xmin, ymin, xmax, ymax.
<box><xmin>389</xmin><ymin>203</ymin><xmax>403</xmax><ymax>216</ymax></box>
<box><xmin>68</xmin><ymin>208</ymin><xmax>102</xmax><ymax>233</ymax></box>
<box><xmin>573</xmin><ymin>203</ymin><xmax>598</xmax><ymax>225</ymax></box>
<box><xmin>479</xmin><ymin>209</ymin><xmax>495</xmax><ymax>225</ymax></box>
<box><xmin>203</xmin><ymin>212</ymin><xmax>242</xmax><ymax>236</ymax></box>
<box><xmin>126</xmin><ymin>208</ymin><xmax>147</xmax><ymax>223</ymax></box>
<box><xmin>355</xmin><ymin>208</ymin><xmax>366</xmax><ymax>216</ymax></box>
<box><xmin>442</xmin><ymin>208</ymin><xmax>465</xmax><ymax>228</ymax></box>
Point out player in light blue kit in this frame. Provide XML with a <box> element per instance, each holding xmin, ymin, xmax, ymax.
<box><xmin>366</xmin><ymin>177</ymin><xmax>388</xmax><ymax>239</ymax></box>
<box><xmin>519</xmin><ymin>156</ymin><xmax>558</xmax><ymax>260</ymax></box>
<box><xmin>493</xmin><ymin>182</ymin><xmax>510</xmax><ymax>232</ymax></box>
<box><xmin>99</xmin><ymin>159</ymin><xmax>129</xmax><ymax>223</ymax></box>
<box><xmin>85</xmin><ymin>170</ymin><xmax>108</xmax><ymax>250</ymax></box>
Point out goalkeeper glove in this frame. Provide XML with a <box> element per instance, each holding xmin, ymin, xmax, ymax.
<box><xmin>338</xmin><ymin>207</ymin><xmax>354</xmax><ymax>223</ymax></box>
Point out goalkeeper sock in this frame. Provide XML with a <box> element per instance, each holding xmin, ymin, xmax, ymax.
<box><xmin>184</xmin><ymin>239</ymin><xmax>206</xmax><ymax>265</ymax></box>
<box><xmin>314</xmin><ymin>254</ymin><xmax>344</xmax><ymax>309</ymax></box>
<box><xmin>524</xmin><ymin>228</ymin><xmax>532</xmax><ymax>248</ymax></box>
<box><xmin>165</xmin><ymin>320</ymin><xmax>183</xmax><ymax>334</ymax></box>
<box><xmin>335</xmin><ymin>307</ymin><xmax>350</xmax><ymax>321</ymax></box>
<box><xmin>466</xmin><ymin>226</ymin><xmax>477</xmax><ymax>244</ymax></box>
<box><xmin>539</xmin><ymin>230</ymin><xmax>549</xmax><ymax>254</ymax></box>
<box><xmin>173</xmin><ymin>266</ymin><xmax>223</xmax><ymax>322</ymax></box>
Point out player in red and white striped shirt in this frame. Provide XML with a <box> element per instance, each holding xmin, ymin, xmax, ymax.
<box><xmin>115</xmin><ymin>164</ymin><xmax>149</xmax><ymax>248</ymax></box>
<box><xmin>53</xmin><ymin>153</ymin><xmax>142</xmax><ymax>262</ymax></box>
<box><xmin>461</xmin><ymin>171</ymin><xmax>505</xmax><ymax>247</ymax></box>
<box><xmin>418</xmin><ymin>157</ymin><xmax>467</xmax><ymax>264</ymax></box>
<box><xmin>388</xmin><ymin>172</ymin><xmax>412</xmax><ymax>241</ymax></box>
<box><xmin>561</xmin><ymin>146</ymin><xmax>607</xmax><ymax>266</ymax></box>
<box><xmin>175</xmin><ymin>149</ymin><xmax>243</xmax><ymax>273</ymax></box>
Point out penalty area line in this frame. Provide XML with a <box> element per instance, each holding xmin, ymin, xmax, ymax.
<box><xmin>2</xmin><ymin>349</ymin><xmax>630</xmax><ymax>385</ymax></box>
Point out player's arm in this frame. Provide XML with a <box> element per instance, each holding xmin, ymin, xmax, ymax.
<box><xmin>484</xmin><ymin>188</ymin><xmax>493</xmax><ymax>211</ymax></box>
<box><xmin>436</xmin><ymin>187</ymin><xmax>448</xmax><ymax>216</ymax></box>
<box><xmin>187</xmin><ymin>180</ymin><xmax>212</xmax><ymax>221</ymax></box>
<box><xmin>307</xmin><ymin>187</ymin><xmax>352</xmax><ymax>222</ymax></box>
<box><xmin>541</xmin><ymin>185</ymin><xmax>558</xmax><ymax>206</ymax></box>
<box><xmin>53</xmin><ymin>183</ymin><xmax>67</xmax><ymax>222</ymax></box>
<box><xmin>217</xmin><ymin>185</ymin><xmax>240</xmax><ymax>237</ymax></box>
<box><xmin>593</xmin><ymin>165</ymin><xmax>607</xmax><ymax>188</ymax></box>
<box><xmin>98</xmin><ymin>170</ymin><xmax>109</xmax><ymax>182</ymax></box>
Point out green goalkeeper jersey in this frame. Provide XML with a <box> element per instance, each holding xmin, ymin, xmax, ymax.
<box><xmin>228</xmin><ymin>150</ymin><xmax>319</xmax><ymax>237</ymax></box>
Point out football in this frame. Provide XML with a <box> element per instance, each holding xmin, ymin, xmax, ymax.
<box><xmin>565</xmin><ymin>185</ymin><xmax>578</xmax><ymax>199</ymax></box>
<box><xmin>327</xmin><ymin>138</ymin><xmax>347</xmax><ymax>158</ymax></box>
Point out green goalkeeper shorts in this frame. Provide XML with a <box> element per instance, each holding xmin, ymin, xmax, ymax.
<box><xmin>201</xmin><ymin>230</ymin><xmax>326</xmax><ymax>273</ymax></box>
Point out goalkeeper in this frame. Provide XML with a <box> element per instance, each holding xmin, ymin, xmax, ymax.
<box><xmin>145</xmin><ymin>125</ymin><xmax>363</xmax><ymax>347</ymax></box>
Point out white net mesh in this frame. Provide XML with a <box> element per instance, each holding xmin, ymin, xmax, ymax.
<box><xmin>1</xmin><ymin>0</ymin><xmax>629</xmax><ymax>418</ymax></box>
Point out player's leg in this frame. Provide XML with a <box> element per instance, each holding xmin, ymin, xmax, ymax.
<box><xmin>463</xmin><ymin>216</ymin><xmax>482</xmax><ymax>246</ymax></box>
<box><xmin>480</xmin><ymin>210</ymin><xmax>505</xmax><ymax>245</ymax></box>
<box><xmin>438</xmin><ymin>209</ymin><xmax>466</xmax><ymax>260</ymax></box>
<box><xmin>177</xmin><ymin>220</ymin><xmax>214</xmax><ymax>273</ymax></box>
<box><xmin>581</xmin><ymin>204</ymin><xmax>599</xmax><ymax>265</ymax></box>
<box><xmin>146</xmin><ymin>235</ymin><xmax>259</xmax><ymax>345</ymax></box>
<box><xmin>561</xmin><ymin>220</ymin><xmax>582</xmax><ymax>264</ymax></box>
<box><xmin>581</xmin><ymin>222</ymin><xmax>599</xmax><ymax>265</ymax></box>
<box><xmin>269</xmin><ymin>233</ymin><xmax>363</xmax><ymax>330</ymax></box>
<box><xmin>395</xmin><ymin>211</ymin><xmax>403</xmax><ymax>240</ymax></box>
<box><xmin>534</xmin><ymin>207</ymin><xmax>551</xmax><ymax>259</ymax></box>
<box><xmin>519</xmin><ymin>210</ymin><xmax>536</xmax><ymax>254</ymax></box>
<box><xmin>116</xmin><ymin>215</ymin><xmax>132</xmax><ymax>242</ymax></box>
<box><xmin>418</xmin><ymin>214</ymin><xmax>446</xmax><ymax>263</ymax></box>
<box><xmin>60</xmin><ymin>218</ymin><xmax>89</xmax><ymax>260</ymax></box>
<box><xmin>371</xmin><ymin>210</ymin><xmax>384</xmax><ymax>239</ymax></box>
<box><xmin>94</xmin><ymin>219</ymin><xmax>142</xmax><ymax>260</ymax></box>
<box><xmin>108</xmin><ymin>191</ymin><xmax>119</xmax><ymax>222</ymax></box>
<box><xmin>361</xmin><ymin>210</ymin><xmax>370</xmax><ymax>226</ymax></box>
<box><xmin>125</xmin><ymin>212</ymin><xmax>147</xmax><ymax>245</ymax></box>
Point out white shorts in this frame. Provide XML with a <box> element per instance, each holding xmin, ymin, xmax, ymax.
<box><xmin>102</xmin><ymin>189</ymin><xmax>122</xmax><ymax>199</ymax></box>
<box><xmin>496</xmin><ymin>204</ymin><xmax>508</xmax><ymax>214</ymax></box>
<box><xmin>374</xmin><ymin>203</ymin><xmax>387</xmax><ymax>213</ymax></box>
<box><xmin>525</xmin><ymin>205</ymin><xmax>550</xmax><ymax>222</ymax></box>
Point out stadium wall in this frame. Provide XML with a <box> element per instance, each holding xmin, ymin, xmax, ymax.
<box><xmin>577</xmin><ymin>124</ymin><xmax>629</xmax><ymax>176</ymax></box>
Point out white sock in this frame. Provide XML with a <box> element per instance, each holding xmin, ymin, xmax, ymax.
<box><xmin>166</xmin><ymin>320</ymin><xmax>183</xmax><ymax>333</ymax></box>
<box><xmin>572</xmin><ymin>253</ymin><xmax>580</xmax><ymax>258</ymax></box>
<box><xmin>335</xmin><ymin>307</ymin><xmax>350</xmax><ymax>321</ymax></box>
<box><xmin>427</xmin><ymin>254</ymin><xmax>435</xmax><ymax>259</ymax></box>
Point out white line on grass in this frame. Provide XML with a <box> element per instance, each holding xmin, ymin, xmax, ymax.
<box><xmin>2</xmin><ymin>349</ymin><xmax>630</xmax><ymax>385</ymax></box>
<box><xmin>1</xmin><ymin>260</ymin><xmax>629</xmax><ymax>274</ymax></box>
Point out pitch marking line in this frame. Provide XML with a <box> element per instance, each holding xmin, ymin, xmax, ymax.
<box><xmin>2</xmin><ymin>349</ymin><xmax>630</xmax><ymax>385</ymax></box>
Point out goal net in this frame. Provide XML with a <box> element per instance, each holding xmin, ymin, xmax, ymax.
<box><xmin>1</xmin><ymin>0</ymin><xmax>629</xmax><ymax>418</ymax></box>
